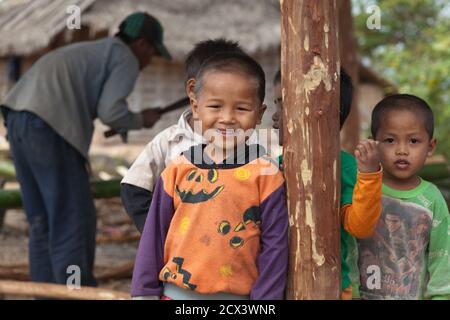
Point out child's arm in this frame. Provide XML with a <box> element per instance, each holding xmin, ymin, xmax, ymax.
<box><xmin>121</xmin><ymin>133</ymin><xmax>169</xmax><ymax>232</ymax></box>
<box><xmin>130</xmin><ymin>175</ymin><xmax>174</xmax><ymax>299</ymax></box>
<box><xmin>251</xmin><ymin>182</ymin><xmax>289</xmax><ymax>300</ymax></box>
<box><xmin>424</xmin><ymin>194</ymin><xmax>450</xmax><ymax>300</ymax></box>
<box><xmin>342</xmin><ymin>139</ymin><xmax>382</xmax><ymax>238</ymax></box>
<box><xmin>120</xmin><ymin>184</ymin><xmax>152</xmax><ymax>233</ymax></box>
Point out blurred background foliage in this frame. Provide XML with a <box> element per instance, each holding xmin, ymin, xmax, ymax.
<box><xmin>352</xmin><ymin>0</ymin><xmax>450</xmax><ymax>159</ymax></box>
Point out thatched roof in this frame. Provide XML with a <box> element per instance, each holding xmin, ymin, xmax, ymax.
<box><xmin>0</xmin><ymin>0</ymin><xmax>281</xmax><ymax>59</ymax></box>
<box><xmin>0</xmin><ymin>0</ymin><xmax>95</xmax><ymax>56</ymax></box>
<box><xmin>84</xmin><ymin>0</ymin><xmax>281</xmax><ymax>60</ymax></box>
<box><xmin>0</xmin><ymin>0</ymin><xmax>394</xmax><ymax>90</ymax></box>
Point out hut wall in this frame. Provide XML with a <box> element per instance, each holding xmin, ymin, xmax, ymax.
<box><xmin>356</xmin><ymin>83</ymin><xmax>384</xmax><ymax>137</ymax></box>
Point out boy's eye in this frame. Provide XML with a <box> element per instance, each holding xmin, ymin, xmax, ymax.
<box><xmin>384</xmin><ymin>138</ymin><xmax>394</xmax><ymax>144</ymax></box>
<box><xmin>237</xmin><ymin>106</ymin><xmax>251</xmax><ymax>111</ymax></box>
<box><xmin>207</xmin><ymin>105</ymin><xmax>221</xmax><ymax>109</ymax></box>
<box><xmin>410</xmin><ymin>138</ymin><xmax>419</xmax><ymax>144</ymax></box>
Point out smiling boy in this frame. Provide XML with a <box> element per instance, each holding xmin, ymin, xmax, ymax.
<box><xmin>131</xmin><ymin>52</ymin><xmax>288</xmax><ymax>300</ymax></box>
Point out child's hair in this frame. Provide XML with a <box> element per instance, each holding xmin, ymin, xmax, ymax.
<box><xmin>272</xmin><ymin>68</ymin><xmax>352</xmax><ymax>129</ymax></box>
<box><xmin>273</xmin><ymin>69</ymin><xmax>281</xmax><ymax>85</ymax></box>
<box><xmin>371</xmin><ymin>94</ymin><xmax>434</xmax><ymax>139</ymax></box>
<box><xmin>184</xmin><ymin>38</ymin><xmax>245</xmax><ymax>83</ymax></box>
<box><xmin>194</xmin><ymin>52</ymin><xmax>266</xmax><ymax>104</ymax></box>
<box><xmin>340</xmin><ymin>68</ymin><xmax>353</xmax><ymax>129</ymax></box>
<box><xmin>384</xmin><ymin>203</ymin><xmax>407</xmax><ymax>221</ymax></box>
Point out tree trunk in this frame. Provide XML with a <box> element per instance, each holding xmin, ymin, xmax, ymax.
<box><xmin>281</xmin><ymin>0</ymin><xmax>341</xmax><ymax>299</ymax></box>
<box><xmin>339</xmin><ymin>0</ymin><xmax>360</xmax><ymax>152</ymax></box>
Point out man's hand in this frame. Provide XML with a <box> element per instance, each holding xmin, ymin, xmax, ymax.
<box><xmin>354</xmin><ymin>139</ymin><xmax>381</xmax><ymax>173</ymax></box>
<box><xmin>141</xmin><ymin>108</ymin><xmax>162</xmax><ymax>128</ymax></box>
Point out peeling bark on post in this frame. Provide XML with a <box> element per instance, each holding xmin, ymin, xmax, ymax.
<box><xmin>281</xmin><ymin>0</ymin><xmax>341</xmax><ymax>299</ymax></box>
<box><xmin>339</xmin><ymin>0</ymin><xmax>360</xmax><ymax>152</ymax></box>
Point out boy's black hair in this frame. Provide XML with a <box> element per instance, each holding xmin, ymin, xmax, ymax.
<box><xmin>384</xmin><ymin>202</ymin><xmax>407</xmax><ymax>221</ymax></box>
<box><xmin>184</xmin><ymin>38</ymin><xmax>245</xmax><ymax>83</ymax></box>
<box><xmin>195</xmin><ymin>52</ymin><xmax>266</xmax><ymax>104</ymax></box>
<box><xmin>273</xmin><ymin>69</ymin><xmax>281</xmax><ymax>85</ymax></box>
<box><xmin>340</xmin><ymin>68</ymin><xmax>353</xmax><ymax>129</ymax></box>
<box><xmin>383</xmin><ymin>202</ymin><xmax>409</xmax><ymax>231</ymax></box>
<box><xmin>371</xmin><ymin>94</ymin><xmax>434</xmax><ymax>139</ymax></box>
<box><xmin>273</xmin><ymin>67</ymin><xmax>353</xmax><ymax>129</ymax></box>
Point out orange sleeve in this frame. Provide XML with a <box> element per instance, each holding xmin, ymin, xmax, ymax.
<box><xmin>341</xmin><ymin>169</ymin><xmax>382</xmax><ymax>239</ymax></box>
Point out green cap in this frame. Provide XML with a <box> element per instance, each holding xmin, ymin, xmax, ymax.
<box><xmin>119</xmin><ymin>12</ymin><xmax>171</xmax><ymax>60</ymax></box>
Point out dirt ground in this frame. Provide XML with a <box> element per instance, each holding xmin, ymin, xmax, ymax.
<box><xmin>0</xmin><ymin>197</ymin><xmax>139</xmax><ymax>299</ymax></box>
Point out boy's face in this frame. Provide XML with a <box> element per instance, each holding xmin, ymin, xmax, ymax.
<box><xmin>192</xmin><ymin>71</ymin><xmax>266</xmax><ymax>153</ymax></box>
<box><xmin>271</xmin><ymin>82</ymin><xmax>283</xmax><ymax>145</ymax></box>
<box><xmin>130</xmin><ymin>38</ymin><xmax>156</xmax><ymax>70</ymax></box>
<box><xmin>375</xmin><ymin>109</ymin><xmax>436</xmax><ymax>189</ymax></box>
<box><xmin>385</xmin><ymin>213</ymin><xmax>403</xmax><ymax>233</ymax></box>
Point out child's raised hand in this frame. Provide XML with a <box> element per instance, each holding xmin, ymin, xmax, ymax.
<box><xmin>354</xmin><ymin>139</ymin><xmax>381</xmax><ymax>173</ymax></box>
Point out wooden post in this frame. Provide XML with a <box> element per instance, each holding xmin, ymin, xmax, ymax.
<box><xmin>339</xmin><ymin>0</ymin><xmax>360</xmax><ymax>152</ymax></box>
<box><xmin>281</xmin><ymin>0</ymin><xmax>341</xmax><ymax>299</ymax></box>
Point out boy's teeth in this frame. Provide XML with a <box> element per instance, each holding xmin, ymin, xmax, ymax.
<box><xmin>218</xmin><ymin>129</ymin><xmax>235</xmax><ymax>135</ymax></box>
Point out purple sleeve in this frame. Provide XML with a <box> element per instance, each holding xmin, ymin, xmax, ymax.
<box><xmin>130</xmin><ymin>176</ymin><xmax>174</xmax><ymax>297</ymax></box>
<box><xmin>251</xmin><ymin>184</ymin><xmax>289</xmax><ymax>300</ymax></box>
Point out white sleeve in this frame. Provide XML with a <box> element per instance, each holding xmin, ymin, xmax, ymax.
<box><xmin>121</xmin><ymin>129</ymin><xmax>170</xmax><ymax>191</ymax></box>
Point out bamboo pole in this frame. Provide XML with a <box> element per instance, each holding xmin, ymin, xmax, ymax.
<box><xmin>418</xmin><ymin>163</ymin><xmax>450</xmax><ymax>181</ymax></box>
<box><xmin>0</xmin><ymin>179</ymin><xmax>121</xmax><ymax>209</ymax></box>
<box><xmin>0</xmin><ymin>161</ymin><xmax>16</xmax><ymax>181</ymax></box>
<box><xmin>0</xmin><ymin>280</ymin><xmax>130</xmax><ymax>300</ymax></box>
<box><xmin>281</xmin><ymin>0</ymin><xmax>341</xmax><ymax>299</ymax></box>
<box><xmin>96</xmin><ymin>261</ymin><xmax>134</xmax><ymax>281</ymax></box>
<box><xmin>0</xmin><ymin>266</ymin><xmax>29</xmax><ymax>281</ymax></box>
<box><xmin>96</xmin><ymin>233</ymin><xmax>140</xmax><ymax>244</ymax></box>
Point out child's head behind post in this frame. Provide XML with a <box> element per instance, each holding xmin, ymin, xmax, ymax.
<box><xmin>370</xmin><ymin>94</ymin><xmax>436</xmax><ymax>190</ymax></box>
<box><xmin>272</xmin><ymin>68</ymin><xmax>353</xmax><ymax>146</ymax></box>
<box><xmin>191</xmin><ymin>52</ymin><xmax>266</xmax><ymax>163</ymax></box>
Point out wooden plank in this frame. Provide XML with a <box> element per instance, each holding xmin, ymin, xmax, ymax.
<box><xmin>0</xmin><ymin>280</ymin><xmax>130</xmax><ymax>300</ymax></box>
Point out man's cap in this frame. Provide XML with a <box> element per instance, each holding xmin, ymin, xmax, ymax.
<box><xmin>119</xmin><ymin>12</ymin><xmax>171</xmax><ymax>60</ymax></box>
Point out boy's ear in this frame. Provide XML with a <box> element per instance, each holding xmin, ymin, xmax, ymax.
<box><xmin>257</xmin><ymin>104</ymin><xmax>267</xmax><ymax>125</ymax></box>
<box><xmin>187</xmin><ymin>79</ymin><xmax>201</xmax><ymax>120</ymax></box>
<box><xmin>190</xmin><ymin>98</ymin><xmax>200</xmax><ymax>121</ymax></box>
<box><xmin>186</xmin><ymin>78</ymin><xmax>196</xmax><ymax>98</ymax></box>
<box><xmin>427</xmin><ymin>138</ymin><xmax>437</xmax><ymax>157</ymax></box>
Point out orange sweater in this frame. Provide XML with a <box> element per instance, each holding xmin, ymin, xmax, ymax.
<box><xmin>341</xmin><ymin>170</ymin><xmax>383</xmax><ymax>239</ymax></box>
